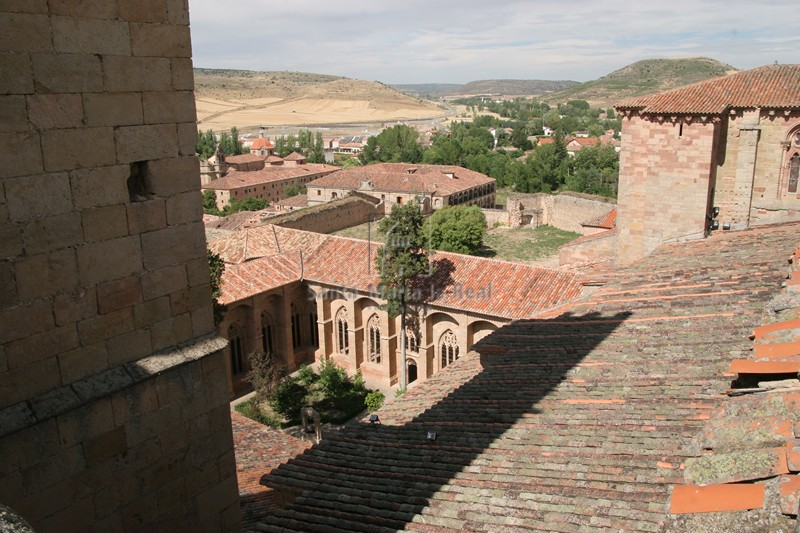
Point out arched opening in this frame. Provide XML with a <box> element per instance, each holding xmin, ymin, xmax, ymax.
<box><xmin>290</xmin><ymin>303</ymin><xmax>302</xmax><ymax>349</ymax></box>
<box><xmin>789</xmin><ymin>153</ymin><xmax>799</xmax><ymax>194</ymax></box>
<box><xmin>407</xmin><ymin>359</ymin><xmax>418</xmax><ymax>384</ymax></box>
<box><xmin>439</xmin><ymin>329</ymin><xmax>459</xmax><ymax>370</ymax></box>
<box><xmin>261</xmin><ymin>312</ymin><xmax>274</xmax><ymax>354</ymax></box>
<box><xmin>367</xmin><ymin>314</ymin><xmax>381</xmax><ymax>363</ymax></box>
<box><xmin>335</xmin><ymin>307</ymin><xmax>349</xmax><ymax>354</ymax></box>
<box><xmin>228</xmin><ymin>324</ymin><xmax>245</xmax><ymax>376</ymax></box>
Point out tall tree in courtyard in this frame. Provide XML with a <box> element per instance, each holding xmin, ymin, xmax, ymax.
<box><xmin>375</xmin><ymin>201</ymin><xmax>432</xmax><ymax>389</ymax></box>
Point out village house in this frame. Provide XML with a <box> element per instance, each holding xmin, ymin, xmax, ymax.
<box><xmin>207</xmin><ymin>224</ymin><xmax>583</xmax><ymax>395</ymax></box>
<box><xmin>202</xmin><ymin>152</ymin><xmax>337</xmax><ymax>209</ymax></box>
<box><xmin>306</xmin><ymin>163</ymin><xmax>496</xmax><ymax>214</ymax></box>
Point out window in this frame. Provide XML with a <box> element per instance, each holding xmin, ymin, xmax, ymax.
<box><xmin>261</xmin><ymin>313</ymin><xmax>273</xmax><ymax>354</ymax></box>
<box><xmin>309</xmin><ymin>311</ymin><xmax>319</xmax><ymax>348</ymax></box>
<box><xmin>228</xmin><ymin>324</ymin><xmax>245</xmax><ymax>375</ymax></box>
<box><xmin>440</xmin><ymin>330</ymin><xmax>459</xmax><ymax>369</ymax></box>
<box><xmin>404</xmin><ymin>329</ymin><xmax>418</xmax><ymax>353</ymax></box>
<box><xmin>291</xmin><ymin>303</ymin><xmax>302</xmax><ymax>348</ymax></box>
<box><xmin>789</xmin><ymin>154</ymin><xmax>799</xmax><ymax>194</ymax></box>
<box><xmin>397</xmin><ymin>197</ymin><xmax>403</xmax><ymax>204</ymax></box>
<box><xmin>367</xmin><ymin>315</ymin><xmax>381</xmax><ymax>363</ymax></box>
<box><xmin>336</xmin><ymin>307</ymin><xmax>349</xmax><ymax>354</ymax></box>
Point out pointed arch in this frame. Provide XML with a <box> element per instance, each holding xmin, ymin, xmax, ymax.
<box><xmin>335</xmin><ymin>307</ymin><xmax>349</xmax><ymax>354</ymax></box>
<box><xmin>367</xmin><ymin>314</ymin><xmax>381</xmax><ymax>363</ymax></box>
<box><xmin>439</xmin><ymin>329</ymin><xmax>459</xmax><ymax>370</ymax></box>
<box><xmin>260</xmin><ymin>312</ymin><xmax>274</xmax><ymax>354</ymax></box>
<box><xmin>228</xmin><ymin>324</ymin><xmax>245</xmax><ymax>376</ymax></box>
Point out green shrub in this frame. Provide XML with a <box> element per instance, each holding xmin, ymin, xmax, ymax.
<box><xmin>395</xmin><ymin>387</ymin><xmax>406</xmax><ymax>398</ymax></box>
<box><xmin>269</xmin><ymin>377</ymin><xmax>308</xmax><ymax>420</ymax></box>
<box><xmin>247</xmin><ymin>351</ymin><xmax>285</xmax><ymax>402</ymax></box>
<box><xmin>318</xmin><ymin>359</ymin><xmax>349</xmax><ymax>399</ymax></box>
<box><xmin>235</xmin><ymin>399</ymin><xmax>280</xmax><ymax>428</ymax></box>
<box><xmin>364</xmin><ymin>391</ymin><xmax>385</xmax><ymax>413</ymax></box>
<box><xmin>296</xmin><ymin>363</ymin><xmax>317</xmax><ymax>386</ymax></box>
<box><xmin>353</xmin><ymin>370</ymin><xmax>366</xmax><ymax>392</ymax></box>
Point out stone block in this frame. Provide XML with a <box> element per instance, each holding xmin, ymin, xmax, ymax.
<box><xmin>0</xmin><ymin>299</ymin><xmax>54</xmax><ymax>344</ymax></box>
<box><xmin>171</xmin><ymin>58</ymin><xmax>194</xmax><ymax>91</ymax></box>
<box><xmin>14</xmin><ymin>248</ymin><xmax>78</xmax><ymax>301</ymax></box>
<box><xmin>176</xmin><ymin>121</ymin><xmax>198</xmax><ymax>157</ymax></box>
<box><xmin>141</xmin><ymin>264</ymin><xmax>188</xmax><ymax>300</ymax></box>
<box><xmin>142</xmin><ymin>91</ymin><xmax>196</xmax><ymax>125</ymax></box>
<box><xmin>103</xmin><ymin>55</ymin><xmax>171</xmax><ymax>93</ymax></box>
<box><xmin>141</xmin><ymin>221</ymin><xmax>205</xmax><ymax>271</ymax></box>
<box><xmin>22</xmin><ymin>212</ymin><xmax>83</xmax><ymax>254</ymax></box>
<box><xmin>32</xmin><ymin>52</ymin><xmax>103</xmax><ymax>93</ymax></box>
<box><xmin>195</xmin><ymin>473</ymin><xmax>239</xmax><ymax>520</ymax></box>
<box><xmin>0</xmin><ymin>13</ymin><xmax>51</xmax><ymax>52</ymax></box>
<box><xmin>150</xmin><ymin>313</ymin><xmax>193</xmax><ymax>351</ymax></box>
<box><xmin>97</xmin><ymin>275</ymin><xmax>143</xmax><ymax>315</ymax></box>
<box><xmin>0</xmin><ymin>401</ymin><xmax>36</xmax><ymax>438</ymax></box>
<box><xmin>166</xmin><ymin>0</ymin><xmax>190</xmax><ymax>25</ymax></box>
<box><xmin>106</xmin><ymin>328</ymin><xmax>153</xmax><ymax>367</ymax></box>
<box><xmin>114</xmin><ymin>124</ymin><xmax>178</xmax><ymax>164</ymax></box>
<box><xmin>119</xmin><ymin>0</ymin><xmax>168</xmax><ymax>22</ymax></box>
<box><xmin>37</xmin><ymin>494</ymin><xmax>95</xmax><ymax>533</ymax></box>
<box><xmin>72</xmin><ymin>366</ymin><xmax>134</xmax><ymax>402</ymax></box>
<box><xmin>0</xmin><ymin>357</ymin><xmax>60</xmax><ymax>410</ymax></box>
<box><xmin>130</xmin><ymin>23</ymin><xmax>191</xmax><ymax>58</ymax></box>
<box><xmin>41</xmin><ymin>126</ymin><xmax>116</xmax><ymax>172</ymax></box>
<box><xmin>53</xmin><ymin>287</ymin><xmax>97</xmax><ymax>327</ymax></box>
<box><xmin>52</xmin><ymin>15</ymin><xmax>130</xmax><ymax>55</ymax></box>
<box><xmin>77</xmin><ymin>235</ymin><xmax>143</xmax><ymax>285</ymax></box>
<box><xmin>0</xmin><ymin>131</ymin><xmax>42</xmax><ymax>179</ymax></box>
<box><xmin>127</xmin><ymin>197</ymin><xmax>166</xmax><ymax>234</ymax></box>
<box><xmin>0</xmin><ymin>261</ymin><xmax>17</xmax><ymax>307</ymax></box>
<box><xmin>133</xmin><ymin>295</ymin><xmax>171</xmax><ymax>328</ymax></box>
<box><xmin>1</xmin><ymin>0</ymin><xmax>48</xmax><ymax>13</ymax></box>
<box><xmin>77</xmin><ymin>307</ymin><xmax>135</xmax><ymax>345</ymax></box>
<box><xmin>191</xmin><ymin>306</ymin><xmax>215</xmax><ymax>337</ymax></box>
<box><xmin>170</xmin><ymin>285</ymin><xmax>211</xmax><ymax>316</ymax></box>
<box><xmin>83</xmin><ymin>92</ymin><xmax>143</xmax><ymax>127</ymax></box>
<box><xmin>69</xmin><ymin>164</ymin><xmax>129</xmax><ymax>209</ymax></box>
<box><xmin>111</xmin><ymin>381</ymin><xmax>159</xmax><ymax>426</ymax></box>
<box><xmin>154</xmin><ymin>362</ymin><xmax>201</xmax><ymax>407</ymax></box>
<box><xmin>22</xmin><ymin>443</ymin><xmax>86</xmax><ymax>494</ymax></box>
<box><xmin>4</xmin><ymin>171</ymin><xmax>72</xmax><ymax>221</ymax></box>
<box><xmin>57</xmin><ymin>342</ymin><xmax>108</xmax><ymax>384</ymax></box>
<box><xmin>121</xmin><ymin>491</ymin><xmax>159</xmax><ymax>532</ymax></box>
<box><xmin>26</xmin><ymin>93</ymin><xmax>84</xmax><ymax>130</ymax></box>
<box><xmin>55</xmin><ymin>397</ymin><xmax>115</xmax><ymax>448</ymax></box>
<box><xmin>29</xmin><ymin>385</ymin><xmax>82</xmax><ymax>421</ymax></box>
<box><xmin>0</xmin><ymin>95</ymin><xmax>28</xmax><ymax>133</ymax></box>
<box><xmin>82</xmin><ymin>204</ymin><xmax>129</xmax><ymax>243</ymax></box>
<box><xmin>166</xmin><ymin>191</ymin><xmax>202</xmax><ymax>225</ymax></box>
<box><xmin>146</xmin><ymin>156</ymin><xmax>199</xmax><ymax>196</ymax></box>
<box><xmin>6</xmin><ymin>324</ymin><xmax>79</xmax><ymax>370</ymax></box>
<box><xmin>48</xmin><ymin>0</ymin><xmax>119</xmax><ymax>18</ymax></box>
<box><xmin>0</xmin><ymin>418</ymin><xmax>60</xmax><ymax>474</ymax></box>
<box><xmin>0</xmin><ymin>52</ymin><xmax>33</xmax><ymax>94</ymax></box>
<box><xmin>184</xmin><ymin>257</ymin><xmax>211</xmax><ymax>288</ymax></box>
<box><xmin>125</xmin><ymin>402</ymin><xmax>180</xmax><ymax>447</ymax></box>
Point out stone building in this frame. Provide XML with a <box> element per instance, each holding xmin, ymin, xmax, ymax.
<box><xmin>613</xmin><ymin>64</ymin><xmax>800</xmax><ymax>263</ymax></box>
<box><xmin>0</xmin><ymin>1</ymin><xmax>239</xmax><ymax>531</ymax></box>
<box><xmin>207</xmin><ymin>224</ymin><xmax>584</xmax><ymax>394</ymax></box>
<box><xmin>306</xmin><ymin>163</ymin><xmax>496</xmax><ymax>214</ymax></box>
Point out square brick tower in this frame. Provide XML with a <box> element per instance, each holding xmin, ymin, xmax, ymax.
<box><xmin>0</xmin><ymin>1</ymin><xmax>240</xmax><ymax>530</ymax></box>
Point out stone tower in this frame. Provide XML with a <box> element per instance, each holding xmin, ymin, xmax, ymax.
<box><xmin>0</xmin><ymin>1</ymin><xmax>240</xmax><ymax>531</ymax></box>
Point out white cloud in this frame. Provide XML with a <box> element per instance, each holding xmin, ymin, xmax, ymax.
<box><xmin>188</xmin><ymin>0</ymin><xmax>797</xmax><ymax>83</ymax></box>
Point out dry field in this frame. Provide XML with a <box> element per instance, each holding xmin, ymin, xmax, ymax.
<box><xmin>194</xmin><ymin>69</ymin><xmax>448</xmax><ymax>133</ymax></box>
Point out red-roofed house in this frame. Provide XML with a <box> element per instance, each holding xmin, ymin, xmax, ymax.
<box><xmin>249</xmin><ymin>133</ymin><xmax>274</xmax><ymax>157</ymax></box>
<box><xmin>208</xmin><ymin>224</ymin><xmax>583</xmax><ymax>395</ymax></box>
<box><xmin>307</xmin><ymin>163</ymin><xmax>496</xmax><ymax>214</ymax></box>
<box><xmin>613</xmin><ymin>64</ymin><xmax>800</xmax><ymax>263</ymax></box>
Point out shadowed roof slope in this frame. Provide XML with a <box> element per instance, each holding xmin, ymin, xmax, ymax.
<box><xmin>616</xmin><ymin>64</ymin><xmax>800</xmax><ymax>114</ymax></box>
<box><xmin>255</xmin><ymin>222</ymin><xmax>800</xmax><ymax>532</ymax></box>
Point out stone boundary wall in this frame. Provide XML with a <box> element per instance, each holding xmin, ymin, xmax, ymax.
<box><xmin>559</xmin><ymin>230</ymin><xmax>617</xmax><ymax>268</ymax></box>
<box><xmin>482</xmin><ymin>208</ymin><xmax>507</xmax><ymax>228</ymax></box>
<box><xmin>270</xmin><ymin>193</ymin><xmax>384</xmax><ymax>234</ymax></box>
<box><xmin>505</xmin><ymin>192</ymin><xmax>615</xmax><ymax>234</ymax></box>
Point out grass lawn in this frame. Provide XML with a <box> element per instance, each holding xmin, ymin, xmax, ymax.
<box><xmin>333</xmin><ymin>222</ymin><xmax>580</xmax><ymax>264</ymax></box>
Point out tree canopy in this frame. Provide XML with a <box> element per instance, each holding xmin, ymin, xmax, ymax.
<box><xmin>426</xmin><ymin>205</ymin><xmax>487</xmax><ymax>255</ymax></box>
<box><xmin>361</xmin><ymin>124</ymin><xmax>423</xmax><ymax>164</ymax></box>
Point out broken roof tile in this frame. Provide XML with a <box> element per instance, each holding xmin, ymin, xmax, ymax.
<box><xmin>779</xmin><ymin>475</ymin><xmax>800</xmax><ymax>515</ymax></box>
<box><xmin>728</xmin><ymin>360</ymin><xmax>800</xmax><ymax>374</ymax></box>
<box><xmin>670</xmin><ymin>484</ymin><xmax>766</xmax><ymax>514</ymax></box>
<box><xmin>684</xmin><ymin>447</ymin><xmax>789</xmax><ymax>485</ymax></box>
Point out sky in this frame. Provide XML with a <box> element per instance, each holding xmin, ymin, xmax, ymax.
<box><xmin>188</xmin><ymin>0</ymin><xmax>798</xmax><ymax>84</ymax></box>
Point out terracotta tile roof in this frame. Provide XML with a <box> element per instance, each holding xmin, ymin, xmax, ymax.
<box><xmin>275</xmin><ymin>194</ymin><xmax>308</xmax><ymax>209</ymax></box>
<box><xmin>219</xmin><ymin>253</ymin><xmax>301</xmax><ymax>305</ymax></box>
<box><xmin>208</xmin><ymin>224</ymin><xmax>328</xmax><ymax>264</ymax></box>
<box><xmin>251</xmin><ymin>137</ymin><xmax>274</xmax><ymax>150</ymax></box>
<box><xmin>265</xmin><ymin>155</ymin><xmax>284</xmax><ymax>164</ymax></box>
<box><xmin>250</xmin><ymin>221</ymin><xmax>800</xmax><ymax>532</ymax></box>
<box><xmin>616</xmin><ymin>64</ymin><xmax>800</xmax><ymax>114</ymax></box>
<box><xmin>283</xmin><ymin>151</ymin><xmax>306</xmax><ymax>162</ymax></box>
<box><xmin>226</xmin><ymin>153</ymin><xmax>266</xmax><ymax>165</ymax></box>
<box><xmin>202</xmin><ymin>164</ymin><xmax>338</xmax><ymax>191</ymax></box>
<box><xmin>307</xmin><ymin>163</ymin><xmax>495</xmax><ymax>197</ymax></box>
<box><xmin>582</xmin><ymin>207</ymin><xmax>617</xmax><ymax>229</ymax></box>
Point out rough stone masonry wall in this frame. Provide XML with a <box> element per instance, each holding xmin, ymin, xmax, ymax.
<box><xmin>0</xmin><ymin>1</ymin><xmax>240</xmax><ymax>531</ymax></box>
<box><xmin>615</xmin><ymin>116</ymin><xmax>716</xmax><ymax>264</ymax></box>
<box><xmin>508</xmin><ymin>192</ymin><xmax>615</xmax><ymax>234</ymax></box>
<box><xmin>269</xmin><ymin>194</ymin><xmax>384</xmax><ymax>234</ymax></box>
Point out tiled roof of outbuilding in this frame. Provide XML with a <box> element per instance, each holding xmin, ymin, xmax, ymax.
<box><xmin>252</xmin><ymin>221</ymin><xmax>800</xmax><ymax>532</ymax></box>
<box><xmin>616</xmin><ymin>64</ymin><xmax>800</xmax><ymax>114</ymax></box>
<box><xmin>203</xmin><ymin>164</ymin><xmax>338</xmax><ymax>191</ymax></box>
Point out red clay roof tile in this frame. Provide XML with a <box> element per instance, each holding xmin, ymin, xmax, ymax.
<box><xmin>670</xmin><ymin>484</ymin><xmax>766</xmax><ymax>514</ymax></box>
<box><xmin>729</xmin><ymin>360</ymin><xmax>800</xmax><ymax>374</ymax></box>
<box><xmin>753</xmin><ymin>318</ymin><xmax>800</xmax><ymax>342</ymax></box>
<box><xmin>779</xmin><ymin>475</ymin><xmax>800</xmax><ymax>515</ymax></box>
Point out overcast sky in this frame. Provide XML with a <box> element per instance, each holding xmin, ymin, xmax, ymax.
<box><xmin>188</xmin><ymin>0</ymin><xmax>798</xmax><ymax>84</ymax></box>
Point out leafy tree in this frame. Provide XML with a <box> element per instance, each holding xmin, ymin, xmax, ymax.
<box><xmin>222</xmin><ymin>197</ymin><xmax>268</xmax><ymax>216</ymax></box>
<box><xmin>317</xmin><ymin>359</ymin><xmax>349</xmax><ymax>400</ymax></box>
<box><xmin>218</xmin><ymin>127</ymin><xmax>245</xmax><ymax>156</ymax></box>
<box><xmin>426</xmin><ymin>205</ymin><xmax>487</xmax><ymax>255</ymax></box>
<box><xmin>202</xmin><ymin>189</ymin><xmax>222</xmax><ymax>216</ymax></box>
<box><xmin>196</xmin><ymin>129</ymin><xmax>217</xmax><ymax>159</ymax></box>
<box><xmin>360</xmin><ymin>124</ymin><xmax>422</xmax><ymax>164</ymax></box>
<box><xmin>269</xmin><ymin>377</ymin><xmax>308</xmax><ymax>420</ymax></box>
<box><xmin>284</xmin><ymin>183</ymin><xmax>307</xmax><ymax>198</ymax></box>
<box><xmin>364</xmin><ymin>391</ymin><xmax>385</xmax><ymax>413</ymax></box>
<box><xmin>509</xmin><ymin>127</ymin><xmax>533</xmax><ymax>150</ymax></box>
<box><xmin>207</xmin><ymin>249</ymin><xmax>226</xmax><ymax>326</ymax></box>
<box><xmin>342</xmin><ymin>157</ymin><xmax>362</xmax><ymax>169</ymax></box>
<box><xmin>247</xmin><ymin>351</ymin><xmax>286</xmax><ymax>403</ymax></box>
<box><xmin>376</xmin><ymin>201</ymin><xmax>432</xmax><ymax>389</ymax></box>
